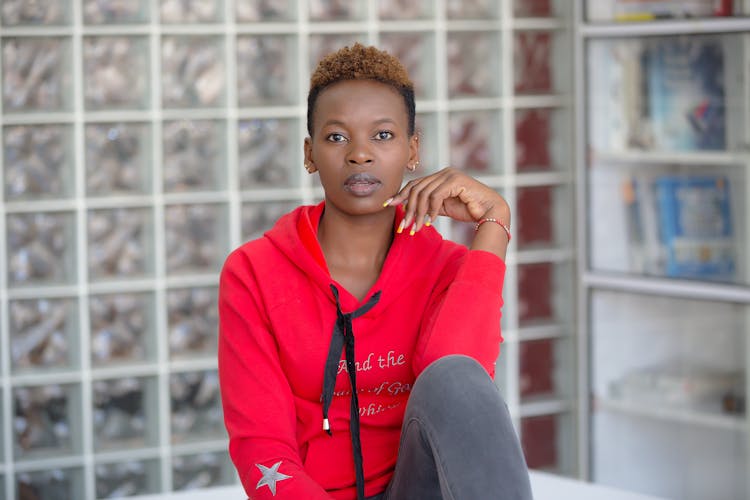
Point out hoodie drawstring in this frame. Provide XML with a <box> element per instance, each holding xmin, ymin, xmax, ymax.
<box><xmin>322</xmin><ymin>284</ymin><xmax>381</xmax><ymax>500</ymax></box>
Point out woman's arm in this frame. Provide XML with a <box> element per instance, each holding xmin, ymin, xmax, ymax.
<box><xmin>385</xmin><ymin>168</ymin><xmax>509</xmax><ymax>376</ymax></box>
<box><xmin>218</xmin><ymin>249</ymin><xmax>333</xmax><ymax>499</ymax></box>
<box><xmin>385</xmin><ymin>166</ymin><xmax>511</xmax><ymax>259</ymax></box>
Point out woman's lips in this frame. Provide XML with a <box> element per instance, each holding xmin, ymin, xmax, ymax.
<box><xmin>343</xmin><ymin>173</ymin><xmax>382</xmax><ymax>197</ymax></box>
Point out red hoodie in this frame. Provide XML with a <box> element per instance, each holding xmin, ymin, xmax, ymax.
<box><xmin>218</xmin><ymin>202</ymin><xmax>505</xmax><ymax>499</ymax></box>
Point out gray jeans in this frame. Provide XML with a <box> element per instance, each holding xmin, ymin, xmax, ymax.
<box><xmin>368</xmin><ymin>355</ymin><xmax>533</xmax><ymax>500</ymax></box>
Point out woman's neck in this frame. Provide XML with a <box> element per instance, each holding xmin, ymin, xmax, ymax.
<box><xmin>317</xmin><ymin>205</ymin><xmax>395</xmax><ymax>292</ymax></box>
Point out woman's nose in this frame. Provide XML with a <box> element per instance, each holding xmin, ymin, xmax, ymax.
<box><xmin>346</xmin><ymin>139</ymin><xmax>374</xmax><ymax>166</ymax></box>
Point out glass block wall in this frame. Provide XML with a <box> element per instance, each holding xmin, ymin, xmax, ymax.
<box><xmin>0</xmin><ymin>1</ymin><xmax>574</xmax><ymax>497</ymax></box>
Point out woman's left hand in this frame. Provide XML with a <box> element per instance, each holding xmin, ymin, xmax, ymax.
<box><xmin>385</xmin><ymin>167</ymin><xmax>510</xmax><ymax>234</ymax></box>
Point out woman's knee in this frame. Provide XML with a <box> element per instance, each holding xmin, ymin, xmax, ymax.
<box><xmin>407</xmin><ymin>355</ymin><xmax>507</xmax><ymax>418</ymax></box>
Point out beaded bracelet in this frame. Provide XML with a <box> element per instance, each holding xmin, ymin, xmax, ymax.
<box><xmin>474</xmin><ymin>217</ymin><xmax>511</xmax><ymax>241</ymax></box>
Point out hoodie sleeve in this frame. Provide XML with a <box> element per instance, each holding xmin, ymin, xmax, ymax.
<box><xmin>413</xmin><ymin>249</ymin><xmax>506</xmax><ymax>378</ymax></box>
<box><xmin>218</xmin><ymin>249</ymin><xmax>333</xmax><ymax>500</ymax></box>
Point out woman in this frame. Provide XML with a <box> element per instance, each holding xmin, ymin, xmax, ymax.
<box><xmin>219</xmin><ymin>43</ymin><xmax>533</xmax><ymax>500</ymax></box>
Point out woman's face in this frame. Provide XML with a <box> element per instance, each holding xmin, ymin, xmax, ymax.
<box><xmin>305</xmin><ymin>79</ymin><xmax>419</xmax><ymax>217</ymax></box>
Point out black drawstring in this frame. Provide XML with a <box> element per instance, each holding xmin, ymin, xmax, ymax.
<box><xmin>322</xmin><ymin>284</ymin><xmax>381</xmax><ymax>500</ymax></box>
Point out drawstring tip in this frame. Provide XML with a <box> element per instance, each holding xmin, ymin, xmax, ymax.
<box><xmin>323</xmin><ymin>418</ymin><xmax>330</xmax><ymax>432</ymax></box>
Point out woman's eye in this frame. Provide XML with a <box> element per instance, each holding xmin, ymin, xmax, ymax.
<box><xmin>375</xmin><ymin>131</ymin><xmax>393</xmax><ymax>140</ymax></box>
<box><xmin>327</xmin><ymin>133</ymin><xmax>347</xmax><ymax>142</ymax></box>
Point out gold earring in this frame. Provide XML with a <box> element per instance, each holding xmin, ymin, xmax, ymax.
<box><xmin>304</xmin><ymin>162</ymin><xmax>312</xmax><ymax>173</ymax></box>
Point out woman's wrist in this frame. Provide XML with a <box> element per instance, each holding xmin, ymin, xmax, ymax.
<box><xmin>470</xmin><ymin>204</ymin><xmax>511</xmax><ymax>259</ymax></box>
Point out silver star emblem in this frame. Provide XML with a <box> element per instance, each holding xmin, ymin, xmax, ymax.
<box><xmin>255</xmin><ymin>461</ymin><xmax>292</xmax><ymax>496</ymax></box>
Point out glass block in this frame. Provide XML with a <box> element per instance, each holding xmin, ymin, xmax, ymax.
<box><xmin>516</xmin><ymin>185</ymin><xmax>572</xmax><ymax>250</ymax></box>
<box><xmin>520</xmin><ymin>337</ymin><xmax>573</xmax><ymax>401</ymax></box>
<box><xmin>2</xmin><ymin>37</ymin><xmax>71</xmax><ymax>112</ymax></box>
<box><xmin>445</xmin><ymin>0</ymin><xmax>498</xmax><ymax>19</ymax></box>
<box><xmin>414</xmin><ymin>113</ymin><xmax>438</xmax><ymax>176</ymax></box>
<box><xmin>84</xmin><ymin>36</ymin><xmax>149</xmax><ymax>110</ymax></box>
<box><xmin>163</xmin><ymin>120</ymin><xmax>225</xmax><ymax>192</ymax></box>
<box><xmin>309</xmin><ymin>34</ymin><xmax>366</xmax><ymax>69</ymax></box>
<box><xmin>160</xmin><ymin>0</ymin><xmax>222</xmax><ymax>23</ymax></box>
<box><xmin>171</xmin><ymin>451</ymin><xmax>234</xmax><ymax>491</ymax></box>
<box><xmin>514</xmin><ymin>31</ymin><xmax>556</xmax><ymax>95</ymax></box>
<box><xmin>378</xmin><ymin>0</ymin><xmax>433</xmax><ymax>19</ymax></box>
<box><xmin>9</xmin><ymin>297</ymin><xmax>78</xmax><ymax>373</ymax></box>
<box><xmin>7</xmin><ymin>211</ymin><xmax>76</xmax><ymax>287</ymax></box>
<box><xmin>83</xmin><ymin>0</ymin><xmax>149</xmax><ymax>24</ymax></box>
<box><xmin>4</xmin><ymin>124</ymin><xmax>73</xmax><ymax>201</ymax></box>
<box><xmin>514</xmin><ymin>0</ymin><xmax>554</xmax><ymax>17</ymax></box>
<box><xmin>89</xmin><ymin>292</ymin><xmax>156</xmax><ymax>366</ymax></box>
<box><xmin>13</xmin><ymin>383</ymin><xmax>80</xmax><ymax>458</ymax></box>
<box><xmin>167</xmin><ymin>287</ymin><xmax>218</xmax><ymax>359</ymax></box>
<box><xmin>1</xmin><ymin>0</ymin><xmax>68</xmax><ymax>25</ymax></box>
<box><xmin>165</xmin><ymin>203</ymin><xmax>228</xmax><ymax>274</ymax></box>
<box><xmin>88</xmin><ymin>207</ymin><xmax>154</xmax><ymax>280</ymax></box>
<box><xmin>86</xmin><ymin>122</ymin><xmax>152</xmax><ymax>196</ymax></box>
<box><xmin>16</xmin><ymin>467</ymin><xmax>84</xmax><ymax>500</ymax></box>
<box><xmin>235</xmin><ymin>0</ymin><xmax>296</xmax><ymax>21</ymax></box>
<box><xmin>238</xmin><ymin>119</ymin><xmax>296</xmax><ymax>189</ymax></box>
<box><xmin>241</xmin><ymin>201</ymin><xmax>298</xmax><ymax>242</ymax></box>
<box><xmin>521</xmin><ymin>412</ymin><xmax>575</xmax><ymax>474</ymax></box>
<box><xmin>517</xmin><ymin>261</ymin><xmax>574</xmax><ymax>328</ymax></box>
<box><xmin>95</xmin><ymin>459</ymin><xmax>161</xmax><ymax>498</ymax></box>
<box><xmin>237</xmin><ymin>35</ymin><xmax>297</xmax><ymax>107</ymax></box>
<box><xmin>447</xmin><ymin>32</ymin><xmax>500</xmax><ymax>98</ymax></box>
<box><xmin>161</xmin><ymin>36</ymin><xmax>225</xmax><ymax>108</ymax></box>
<box><xmin>515</xmin><ymin>108</ymin><xmax>569</xmax><ymax>173</ymax></box>
<box><xmin>588</xmin><ymin>165</ymin><xmax>745</xmax><ymax>284</ymax></box>
<box><xmin>93</xmin><ymin>377</ymin><xmax>158</xmax><ymax>450</ymax></box>
<box><xmin>309</xmin><ymin>0</ymin><xmax>365</xmax><ymax>21</ymax></box>
<box><xmin>449</xmin><ymin>110</ymin><xmax>502</xmax><ymax>174</ymax></box>
<box><xmin>170</xmin><ymin>370</ymin><xmax>224</xmax><ymax>443</ymax></box>
<box><xmin>379</xmin><ymin>32</ymin><xmax>436</xmax><ymax>100</ymax></box>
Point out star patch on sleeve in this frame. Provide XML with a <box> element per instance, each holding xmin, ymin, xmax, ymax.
<box><xmin>255</xmin><ymin>461</ymin><xmax>292</xmax><ymax>496</ymax></box>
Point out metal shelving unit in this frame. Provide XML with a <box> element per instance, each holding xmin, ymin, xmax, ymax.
<box><xmin>575</xmin><ymin>1</ymin><xmax>750</xmax><ymax>498</ymax></box>
<box><xmin>1</xmin><ymin>1</ymin><xmax>576</xmax><ymax>498</ymax></box>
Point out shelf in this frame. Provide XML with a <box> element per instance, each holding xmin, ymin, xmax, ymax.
<box><xmin>583</xmin><ymin>271</ymin><xmax>750</xmax><ymax>303</ymax></box>
<box><xmin>580</xmin><ymin>16</ymin><xmax>750</xmax><ymax>38</ymax></box>
<box><xmin>595</xmin><ymin>396</ymin><xmax>746</xmax><ymax>432</ymax></box>
<box><xmin>520</xmin><ymin>397</ymin><xmax>574</xmax><ymax>417</ymax></box>
<box><xmin>590</xmin><ymin>150</ymin><xmax>750</xmax><ymax>167</ymax></box>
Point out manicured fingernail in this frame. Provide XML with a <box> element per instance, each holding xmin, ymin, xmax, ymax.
<box><xmin>424</xmin><ymin>215</ymin><xmax>431</xmax><ymax>227</ymax></box>
<box><xmin>396</xmin><ymin>220</ymin><xmax>405</xmax><ymax>234</ymax></box>
<box><xmin>409</xmin><ymin>227</ymin><xmax>416</xmax><ymax>236</ymax></box>
<box><xmin>383</xmin><ymin>197</ymin><xmax>393</xmax><ymax>207</ymax></box>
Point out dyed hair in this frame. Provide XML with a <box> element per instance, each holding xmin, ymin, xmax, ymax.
<box><xmin>307</xmin><ymin>43</ymin><xmax>416</xmax><ymax>137</ymax></box>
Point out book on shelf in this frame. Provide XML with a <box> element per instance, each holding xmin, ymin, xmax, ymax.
<box><xmin>646</xmin><ymin>37</ymin><xmax>726</xmax><ymax>151</ymax></box>
<box><xmin>655</xmin><ymin>174</ymin><xmax>734</xmax><ymax>280</ymax></box>
<box><xmin>587</xmin><ymin>0</ymin><xmax>734</xmax><ymax>22</ymax></box>
<box><xmin>590</xmin><ymin>36</ymin><xmax>728</xmax><ymax>154</ymax></box>
<box><xmin>608</xmin><ymin>362</ymin><xmax>744</xmax><ymax>416</ymax></box>
<box><xmin>623</xmin><ymin>173</ymin><xmax>735</xmax><ymax>281</ymax></box>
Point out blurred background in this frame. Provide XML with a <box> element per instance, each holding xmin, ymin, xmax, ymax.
<box><xmin>0</xmin><ymin>0</ymin><xmax>748</xmax><ymax>499</ymax></box>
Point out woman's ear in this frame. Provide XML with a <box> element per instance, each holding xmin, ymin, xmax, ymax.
<box><xmin>304</xmin><ymin>137</ymin><xmax>317</xmax><ymax>173</ymax></box>
<box><xmin>407</xmin><ymin>133</ymin><xmax>420</xmax><ymax>170</ymax></box>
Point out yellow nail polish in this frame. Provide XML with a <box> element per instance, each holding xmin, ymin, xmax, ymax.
<box><xmin>424</xmin><ymin>215</ymin><xmax>431</xmax><ymax>227</ymax></box>
<box><xmin>409</xmin><ymin>227</ymin><xmax>416</xmax><ymax>236</ymax></box>
<box><xmin>396</xmin><ymin>220</ymin><xmax>405</xmax><ymax>234</ymax></box>
<box><xmin>383</xmin><ymin>198</ymin><xmax>393</xmax><ymax>207</ymax></box>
